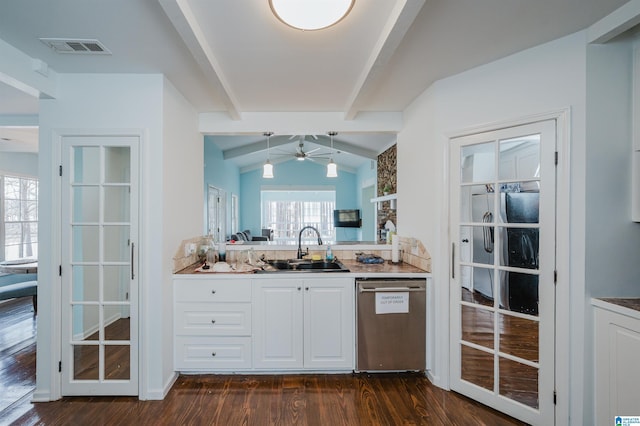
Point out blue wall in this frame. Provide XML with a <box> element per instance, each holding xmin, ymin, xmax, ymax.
<box><xmin>356</xmin><ymin>160</ymin><xmax>377</xmax><ymax>241</ymax></box>
<box><xmin>203</xmin><ymin>137</ymin><xmax>241</xmax><ymax>235</ymax></box>
<box><xmin>240</xmin><ymin>160</ymin><xmax>360</xmax><ymax>241</ymax></box>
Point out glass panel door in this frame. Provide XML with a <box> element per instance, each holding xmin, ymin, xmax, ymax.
<box><xmin>450</xmin><ymin>121</ymin><xmax>555</xmax><ymax>425</ymax></box>
<box><xmin>61</xmin><ymin>136</ymin><xmax>138</xmax><ymax>396</ymax></box>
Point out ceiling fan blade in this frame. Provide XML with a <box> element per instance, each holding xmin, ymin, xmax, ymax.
<box><xmin>306</xmin><ymin>147</ymin><xmax>321</xmax><ymax>155</ymax></box>
<box><xmin>310</xmin><ymin>135</ymin><xmax>318</xmax><ymax>140</ymax></box>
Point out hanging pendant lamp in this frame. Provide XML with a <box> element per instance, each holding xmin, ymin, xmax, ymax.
<box><xmin>327</xmin><ymin>131</ymin><xmax>338</xmax><ymax>178</ymax></box>
<box><xmin>263</xmin><ymin>132</ymin><xmax>274</xmax><ymax>178</ymax></box>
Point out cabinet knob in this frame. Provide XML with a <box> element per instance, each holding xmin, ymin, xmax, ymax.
<box><xmin>211</xmin><ymin>289</ymin><xmax>216</xmax><ymax>294</ymax></box>
<box><xmin>297</xmin><ymin>287</ymin><xmax>301</xmax><ymax>291</ymax></box>
<box><xmin>305</xmin><ymin>287</ymin><xmax>309</xmax><ymax>291</ymax></box>
<box><xmin>211</xmin><ymin>352</ymin><xmax>216</xmax><ymax>357</ymax></box>
<box><xmin>211</xmin><ymin>319</ymin><xmax>216</xmax><ymax>324</ymax></box>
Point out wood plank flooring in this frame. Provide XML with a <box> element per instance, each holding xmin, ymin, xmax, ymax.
<box><xmin>1</xmin><ymin>297</ymin><xmax>525</xmax><ymax>426</ymax></box>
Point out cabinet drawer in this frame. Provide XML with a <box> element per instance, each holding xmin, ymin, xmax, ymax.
<box><xmin>175</xmin><ymin>303</ymin><xmax>251</xmax><ymax>336</ymax></box>
<box><xmin>174</xmin><ymin>279</ymin><xmax>251</xmax><ymax>302</ymax></box>
<box><xmin>175</xmin><ymin>336</ymin><xmax>252</xmax><ymax>370</ymax></box>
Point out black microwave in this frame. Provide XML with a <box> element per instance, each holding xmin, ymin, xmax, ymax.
<box><xmin>333</xmin><ymin>209</ymin><xmax>361</xmax><ymax>228</ymax></box>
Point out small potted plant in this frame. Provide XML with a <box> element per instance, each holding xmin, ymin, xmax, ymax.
<box><xmin>383</xmin><ymin>183</ymin><xmax>392</xmax><ymax>196</ymax></box>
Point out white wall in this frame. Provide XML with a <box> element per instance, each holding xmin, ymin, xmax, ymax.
<box><xmin>159</xmin><ymin>77</ymin><xmax>203</xmax><ymax>394</ymax></box>
<box><xmin>584</xmin><ymin>36</ymin><xmax>640</xmax><ymax>424</ymax></box>
<box><xmin>35</xmin><ymin>73</ymin><xmax>167</xmax><ymax>401</ymax></box>
<box><xmin>0</xmin><ymin>152</ymin><xmax>38</xmax><ymax>176</ymax></box>
<box><xmin>398</xmin><ymin>31</ymin><xmax>588</xmax><ymax>424</ymax></box>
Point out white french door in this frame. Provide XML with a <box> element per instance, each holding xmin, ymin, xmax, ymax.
<box><xmin>449</xmin><ymin>120</ymin><xmax>556</xmax><ymax>425</ymax></box>
<box><xmin>60</xmin><ymin>135</ymin><xmax>139</xmax><ymax>396</ymax></box>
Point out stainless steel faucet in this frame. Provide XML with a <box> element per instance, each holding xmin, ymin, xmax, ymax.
<box><xmin>297</xmin><ymin>226</ymin><xmax>323</xmax><ymax>259</ymax></box>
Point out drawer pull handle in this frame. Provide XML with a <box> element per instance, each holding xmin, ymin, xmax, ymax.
<box><xmin>211</xmin><ymin>290</ymin><xmax>216</xmax><ymax>294</ymax></box>
<box><xmin>211</xmin><ymin>319</ymin><xmax>216</xmax><ymax>324</ymax></box>
<box><xmin>211</xmin><ymin>352</ymin><xmax>216</xmax><ymax>357</ymax></box>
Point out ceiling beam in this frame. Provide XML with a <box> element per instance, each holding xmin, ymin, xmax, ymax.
<box><xmin>222</xmin><ymin>135</ymin><xmax>292</xmax><ymax>159</ymax></box>
<box><xmin>158</xmin><ymin>0</ymin><xmax>242</xmax><ymax>119</ymax></box>
<box><xmin>222</xmin><ymin>134</ymin><xmax>379</xmax><ymax>160</ymax></box>
<box><xmin>344</xmin><ymin>0</ymin><xmax>425</xmax><ymax>120</ymax></box>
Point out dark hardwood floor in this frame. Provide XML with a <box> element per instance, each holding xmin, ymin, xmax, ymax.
<box><xmin>0</xmin><ymin>297</ymin><xmax>525</xmax><ymax>426</ymax></box>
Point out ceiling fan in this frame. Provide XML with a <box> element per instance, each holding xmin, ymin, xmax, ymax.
<box><xmin>273</xmin><ymin>137</ymin><xmax>334</xmax><ymax>162</ymax></box>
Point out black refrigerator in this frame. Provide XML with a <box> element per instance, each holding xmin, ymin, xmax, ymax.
<box><xmin>503</xmin><ymin>192</ymin><xmax>539</xmax><ymax>315</ymax></box>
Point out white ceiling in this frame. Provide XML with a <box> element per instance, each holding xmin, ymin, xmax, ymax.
<box><xmin>0</xmin><ymin>0</ymin><xmax>630</xmax><ymax>168</ymax></box>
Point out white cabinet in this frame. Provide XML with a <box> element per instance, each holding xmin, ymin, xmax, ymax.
<box><xmin>593</xmin><ymin>299</ymin><xmax>640</xmax><ymax>424</ymax></box>
<box><xmin>174</xmin><ymin>278</ymin><xmax>252</xmax><ymax>370</ymax></box>
<box><xmin>253</xmin><ymin>277</ymin><xmax>354</xmax><ymax>370</ymax></box>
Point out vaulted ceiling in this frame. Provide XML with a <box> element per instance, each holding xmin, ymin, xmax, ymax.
<box><xmin>0</xmin><ymin>0</ymin><xmax>630</xmax><ymax>167</ymax></box>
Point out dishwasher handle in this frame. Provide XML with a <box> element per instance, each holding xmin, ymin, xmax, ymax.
<box><xmin>358</xmin><ymin>284</ymin><xmax>425</xmax><ymax>293</ymax></box>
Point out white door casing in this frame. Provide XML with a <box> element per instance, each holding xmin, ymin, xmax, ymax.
<box><xmin>449</xmin><ymin>120</ymin><xmax>556</xmax><ymax>425</ymax></box>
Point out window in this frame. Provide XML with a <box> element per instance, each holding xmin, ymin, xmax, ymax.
<box><xmin>1</xmin><ymin>175</ymin><xmax>38</xmax><ymax>261</ymax></box>
<box><xmin>261</xmin><ymin>189</ymin><xmax>335</xmax><ymax>242</ymax></box>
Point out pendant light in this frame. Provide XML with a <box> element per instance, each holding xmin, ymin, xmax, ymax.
<box><xmin>263</xmin><ymin>132</ymin><xmax>274</xmax><ymax>178</ymax></box>
<box><xmin>327</xmin><ymin>131</ymin><xmax>338</xmax><ymax>178</ymax></box>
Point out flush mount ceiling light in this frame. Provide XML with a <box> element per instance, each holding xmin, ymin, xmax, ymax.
<box><xmin>327</xmin><ymin>131</ymin><xmax>338</xmax><ymax>178</ymax></box>
<box><xmin>269</xmin><ymin>0</ymin><xmax>355</xmax><ymax>31</ymax></box>
<box><xmin>263</xmin><ymin>132</ymin><xmax>274</xmax><ymax>178</ymax></box>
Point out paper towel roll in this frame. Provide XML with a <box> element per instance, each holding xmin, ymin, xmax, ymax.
<box><xmin>392</xmin><ymin>237</ymin><xmax>399</xmax><ymax>263</ymax></box>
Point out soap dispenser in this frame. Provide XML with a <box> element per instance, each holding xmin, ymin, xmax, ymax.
<box><xmin>326</xmin><ymin>244</ymin><xmax>334</xmax><ymax>261</ymax></box>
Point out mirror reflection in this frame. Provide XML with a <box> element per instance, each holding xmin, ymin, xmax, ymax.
<box><xmin>203</xmin><ymin>133</ymin><xmax>396</xmax><ymax>243</ymax></box>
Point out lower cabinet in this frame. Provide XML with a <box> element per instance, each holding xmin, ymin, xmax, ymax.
<box><xmin>593</xmin><ymin>299</ymin><xmax>640</xmax><ymax>425</ymax></box>
<box><xmin>174</xmin><ymin>278</ymin><xmax>253</xmax><ymax>371</ymax></box>
<box><xmin>253</xmin><ymin>277</ymin><xmax>354</xmax><ymax>370</ymax></box>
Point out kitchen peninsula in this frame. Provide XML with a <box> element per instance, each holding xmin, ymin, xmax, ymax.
<box><xmin>172</xmin><ymin>238</ymin><xmax>431</xmax><ymax>374</ymax></box>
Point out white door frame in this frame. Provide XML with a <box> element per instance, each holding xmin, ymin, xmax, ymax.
<box><xmin>442</xmin><ymin>109</ymin><xmax>570</xmax><ymax>425</ymax></box>
<box><xmin>44</xmin><ymin>129</ymin><xmax>145</xmax><ymax>401</ymax></box>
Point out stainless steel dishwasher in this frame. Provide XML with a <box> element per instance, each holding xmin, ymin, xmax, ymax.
<box><xmin>356</xmin><ymin>278</ymin><xmax>426</xmax><ymax>372</ymax></box>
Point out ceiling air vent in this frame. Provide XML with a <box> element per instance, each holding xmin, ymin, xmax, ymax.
<box><xmin>39</xmin><ymin>38</ymin><xmax>112</xmax><ymax>55</ymax></box>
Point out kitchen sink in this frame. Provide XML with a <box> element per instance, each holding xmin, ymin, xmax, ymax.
<box><xmin>260</xmin><ymin>259</ymin><xmax>350</xmax><ymax>273</ymax></box>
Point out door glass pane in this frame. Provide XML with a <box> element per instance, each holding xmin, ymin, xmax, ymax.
<box><xmin>105</xmin><ymin>345</ymin><xmax>130</xmax><ymax>380</ymax></box>
<box><xmin>73</xmin><ymin>345</ymin><xmax>99</xmax><ymax>380</ymax></box>
<box><xmin>105</xmin><ymin>147</ymin><xmax>131</xmax><ymax>184</ymax></box>
<box><xmin>72</xmin><ymin>225</ymin><xmax>99</xmax><ymax>262</ymax></box>
<box><xmin>103</xmin><ymin>225</ymin><xmax>129</xmax><ymax>262</ymax></box>
<box><xmin>72</xmin><ymin>186</ymin><xmax>100</xmax><ymax>223</ymax></box>
<box><xmin>499</xmin><ymin>313</ymin><xmax>539</xmax><ymax>362</ymax></box>
<box><xmin>461</xmin><ymin>305</ymin><xmax>494</xmax><ymax>349</ymax></box>
<box><xmin>104</xmin><ymin>305</ymin><xmax>130</xmax><ymax>341</ymax></box>
<box><xmin>104</xmin><ymin>265</ymin><xmax>130</xmax><ymax>302</ymax></box>
<box><xmin>73</xmin><ymin>147</ymin><xmax>100</xmax><ymax>184</ymax></box>
<box><xmin>499</xmin><ymin>135</ymin><xmax>540</xmax><ymax>181</ymax></box>
<box><xmin>461</xmin><ymin>345</ymin><xmax>494</xmax><ymax>391</ymax></box>
<box><xmin>499</xmin><ymin>271</ymin><xmax>539</xmax><ymax>316</ymax></box>
<box><xmin>499</xmin><ymin>190</ymin><xmax>539</xmax><ymax>224</ymax></box>
<box><xmin>72</xmin><ymin>304</ymin><xmax>99</xmax><ymax>341</ymax></box>
<box><xmin>460</xmin><ymin>185</ymin><xmax>495</xmax><ymax>222</ymax></box>
<box><xmin>500</xmin><ymin>227</ymin><xmax>539</xmax><ymax>269</ymax></box>
<box><xmin>72</xmin><ymin>265</ymin><xmax>99</xmax><ymax>302</ymax></box>
<box><xmin>104</xmin><ymin>187</ymin><xmax>130</xmax><ymax>222</ymax></box>
<box><xmin>461</xmin><ymin>142</ymin><xmax>495</xmax><ymax>184</ymax></box>
<box><xmin>460</xmin><ymin>265</ymin><xmax>494</xmax><ymax>306</ymax></box>
<box><xmin>499</xmin><ymin>357</ymin><xmax>539</xmax><ymax>409</ymax></box>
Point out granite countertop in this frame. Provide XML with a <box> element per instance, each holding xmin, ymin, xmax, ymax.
<box><xmin>595</xmin><ymin>298</ymin><xmax>640</xmax><ymax>313</ymax></box>
<box><xmin>592</xmin><ymin>297</ymin><xmax>640</xmax><ymax>321</ymax></box>
<box><xmin>176</xmin><ymin>259</ymin><xmax>427</xmax><ymax>276</ymax></box>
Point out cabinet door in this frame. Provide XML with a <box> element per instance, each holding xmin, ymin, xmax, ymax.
<box><xmin>303</xmin><ymin>277</ymin><xmax>354</xmax><ymax>369</ymax></box>
<box><xmin>253</xmin><ymin>280</ymin><xmax>303</xmax><ymax>369</ymax></box>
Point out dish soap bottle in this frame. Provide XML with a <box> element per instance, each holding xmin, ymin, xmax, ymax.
<box><xmin>326</xmin><ymin>244</ymin><xmax>334</xmax><ymax>261</ymax></box>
